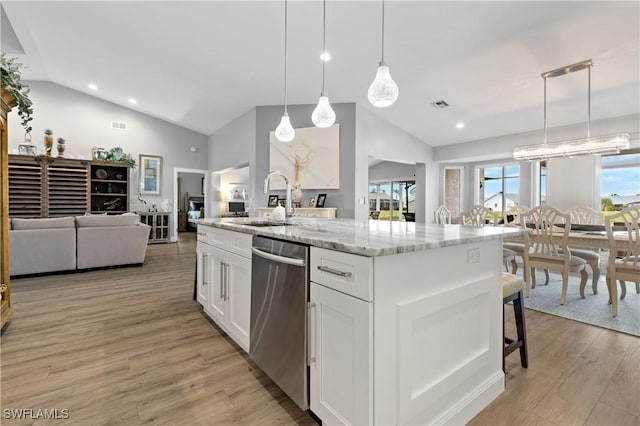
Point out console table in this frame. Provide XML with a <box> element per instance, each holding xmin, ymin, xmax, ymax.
<box><xmin>137</xmin><ymin>212</ymin><xmax>171</xmax><ymax>243</ymax></box>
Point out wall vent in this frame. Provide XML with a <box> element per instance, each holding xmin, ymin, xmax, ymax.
<box><xmin>110</xmin><ymin>121</ymin><xmax>128</xmax><ymax>130</ymax></box>
<box><xmin>431</xmin><ymin>100</ymin><xmax>450</xmax><ymax>109</ymax></box>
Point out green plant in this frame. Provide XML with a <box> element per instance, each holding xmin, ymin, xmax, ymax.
<box><xmin>106</xmin><ymin>150</ymin><xmax>136</xmax><ymax>169</ymax></box>
<box><xmin>1</xmin><ymin>54</ymin><xmax>34</xmax><ymax>136</ymax></box>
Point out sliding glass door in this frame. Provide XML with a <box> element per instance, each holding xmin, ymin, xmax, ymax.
<box><xmin>369</xmin><ymin>180</ymin><xmax>416</xmax><ymax>221</ymax></box>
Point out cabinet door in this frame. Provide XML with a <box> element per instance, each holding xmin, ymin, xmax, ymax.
<box><xmin>195</xmin><ymin>242</ymin><xmax>210</xmax><ymax>310</ymax></box>
<box><xmin>310</xmin><ymin>283</ymin><xmax>373</xmax><ymax>426</ymax></box>
<box><xmin>208</xmin><ymin>246</ymin><xmax>228</xmax><ymax>325</ymax></box>
<box><xmin>225</xmin><ymin>252</ymin><xmax>252</xmax><ymax>352</ymax></box>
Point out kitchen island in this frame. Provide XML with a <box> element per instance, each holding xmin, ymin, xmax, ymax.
<box><xmin>193</xmin><ymin>217</ymin><xmax>526</xmax><ymax>425</ymax></box>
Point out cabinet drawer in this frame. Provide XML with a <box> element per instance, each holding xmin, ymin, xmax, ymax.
<box><xmin>311</xmin><ymin>247</ymin><xmax>373</xmax><ymax>302</ymax></box>
<box><xmin>227</xmin><ymin>230</ymin><xmax>252</xmax><ymax>258</ymax></box>
<box><xmin>202</xmin><ymin>226</ymin><xmax>252</xmax><ymax>259</ymax></box>
<box><xmin>196</xmin><ymin>225</ymin><xmax>212</xmax><ymax>243</ymax></box>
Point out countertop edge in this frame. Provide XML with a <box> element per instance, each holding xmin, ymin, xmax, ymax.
<box><xmin>193</xmin><ymin>219</ymin><xmax>528</xmax><ymax>257</ymax></box>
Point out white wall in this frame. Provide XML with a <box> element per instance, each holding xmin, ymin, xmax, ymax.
<box><xmin>355</xmin><ymin>105</ymin><xmax>436</xmax><ymax>222</ymax></box>
<box><xmin>369</xmin><ymin>161</ymin><xmax>416</xmax><ymax>182</ymax></box>
<box><xmin>208</xmin><ymin>108</ymin><xmax>256</xmax><ymax>217</ymax></box>
<box><xmin>8</xmin><ymin>81</ymin><xmax>209</xmax><ymax>226</ymax></box>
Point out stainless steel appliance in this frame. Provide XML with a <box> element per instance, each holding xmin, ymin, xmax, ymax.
<box><xmin>250</xmin><ymin>236</ymin><xmax>309</xmax><ymax>410</ymax></box>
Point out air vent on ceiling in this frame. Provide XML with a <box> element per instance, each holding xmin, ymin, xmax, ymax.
<box><xmin>110</xmin><ymin>121</ymin><xmax>128</xmax><ymax>130</ymax></box>
<box><xmin>431</xmin><ymin>100</ymin><xmax>450</xmax><ymax>109</ymax></box>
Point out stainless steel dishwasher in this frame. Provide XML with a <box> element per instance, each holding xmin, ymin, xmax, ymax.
<box><xmin>250</xmin><ymin>236</ymin><xmax>310</xmax><ymax>410</ymax></box>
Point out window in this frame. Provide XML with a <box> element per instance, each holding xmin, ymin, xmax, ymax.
<box><xmin>369</xmin><ymin>180</ymin><xmax>415</xmax><ymax>221</ymax></box>
<box><xmin>601</xmin><ymin>150</ymin><xmax>640</xmax><ymax>211</ymax></box>
<box><xmin>478</xmin><ymin>164</ymin><xmax>520</xmax><ymax>219</ymax></box>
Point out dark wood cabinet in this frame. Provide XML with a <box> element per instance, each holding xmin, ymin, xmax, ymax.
<box><xmin>89</xmin><ymin>162</ymin><xmax>130</xmax><ymax>214</ymax></box>
<box><xmin>7</xmin><ymin>156</ymin><xmax>130</xmax><ymax>218</ymax></box>
<box><xmin>8</xmin><ymin>155</ymin><xmax>90</xmax><ymax>218</ymax></box>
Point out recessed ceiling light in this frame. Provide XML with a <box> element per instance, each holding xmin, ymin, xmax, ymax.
<box><xmin>128</xmin><ymin>98</ymin><xmax>137</xmax><ymax>104</ymax></box>
<box><xmin>456</xmin><ymin>122</ymin><xmax>465</xmax><ymax>129</ymax></box>
<box><xmin>320</xmin><ymin>52</ymin><xmax>331</xmax><ymax>61</ymax></box>
<box><xmin>88</xmin><ymin>83</ymin><xmax>98</xmax><ymax>91</ymax></box>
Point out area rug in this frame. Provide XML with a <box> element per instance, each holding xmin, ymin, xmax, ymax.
<box><xmin>523</xmin><ymin>270</ymin><xmax>640</xmax><ymax>337</ymax></box>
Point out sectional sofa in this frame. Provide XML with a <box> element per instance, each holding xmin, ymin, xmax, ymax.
<box><xmin>9</xmin><ymin>214</ymin><xmax>151</xmax><ymax>277</ymax></box>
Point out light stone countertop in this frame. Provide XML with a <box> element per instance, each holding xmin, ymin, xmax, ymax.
<box><xmin>193</xmin><ymin>217</ymin><xmax>528</xmax><ymax>257</ymax></box>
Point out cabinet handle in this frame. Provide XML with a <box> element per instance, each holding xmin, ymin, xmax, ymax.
<box><xmin>220</xmin><ymin>262</ymin><xmax>225</xmax><ymax>299</ymax></box>
<box><xmin>223</xmin><ymin>262</ymin><xmax>228</xmax><ymax>301</ymax></box>
<box><xmin>317</xmin><ymin>265</ymin><xmax>352</xmax><ymax>277</ymax></box>
<box><xmin>202</xmin><ymin>254</ymin><xmax>208</xmax><ymax>286</ymax></box>
<box><xmin>197</xmin><ymin>231</ymin><xmax>206</xmax><ymax>236</ymax></box>
<box><xmin>307</xmin><ymin>302</ymin><xmax>316</xmax><ymax>365</ymax></box>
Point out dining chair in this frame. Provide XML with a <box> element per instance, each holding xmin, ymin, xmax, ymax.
<box><xmin>520</xmin><ymin>205</ymin><xmax>588</xmax><ymax>303</ymax></box>
<box><xmin>565</xmin><ymin>205</ymin><xmax>603</xmax><ymax>295</ymax></box>
<box><xmin>605</xmin><ymin>206</ymin><xmax>640</xmax><ymax>317</ymax></box>
<box><xmin>434</xmin><ymin>205</ymin><xmax>452</xmax><ymax>224</ymax></box>
<box><xmin>461</xmin><ymin>205</ymin><xmax>516</xmax><ymax>273</ymax></box>
<box><xmin>566</xmin><ymin>205</ymin><xmax>604</xmax><ymax>225</ymax></box>
<box><xmin>461</xmin><ymin>205</ymin><xmax>494</xmax><ymax>226</ymax></box>
<box><xmin>501</xmin><ymin>205</ymin><xmax>549</xmax><ymax>283</ymax></box>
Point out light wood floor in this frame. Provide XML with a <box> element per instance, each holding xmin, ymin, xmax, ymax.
<box><xmin>1</xmin><ymin>234</ymin><xmax>638</xmax><ymax>425</ymax></box>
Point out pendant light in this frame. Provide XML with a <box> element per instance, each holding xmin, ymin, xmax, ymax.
<box><xmin>275</xmin><ymin>0</ymin><xmax>295</xmax><ymax>142</ymax></box>
<box><xmin>513</xmin><ymin>59</ymin><xmax>630</xmax><ymax>161</ymax></box>
<box><xmin>368</xmin><ymin>0</ymin><xmax>398</xmax><ymax>108</ymax></box>
<box><xmin>311</xmin><ymin>0</ymin><xmax>336</xmax><ymax>128</ymax></box>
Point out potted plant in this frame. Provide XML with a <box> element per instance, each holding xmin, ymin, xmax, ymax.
<box><xmin>1</xmin><ymin>54</ymin><xmax>34</xmax><ymax>139</ymax></box>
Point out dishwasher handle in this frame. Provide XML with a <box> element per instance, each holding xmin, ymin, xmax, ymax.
<box><xmin>251</xmin><ymin>247</ymin><xmax>306</xmax><ymax>267</ymax></box>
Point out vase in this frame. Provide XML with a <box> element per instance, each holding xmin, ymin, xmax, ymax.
<box><xmin>292</xmin><ymin>187</ymin><xmax>303</xmax><ymax>204</ymax></box>
<box><xmin>44</xmin><ymin>133</ymin><xmax>53</xmax><ymax>156</ymax></box>
<box><xmin>57</xmin><ymin>141</ymin><xmax>66</xmax><ymax>157</ymax></box>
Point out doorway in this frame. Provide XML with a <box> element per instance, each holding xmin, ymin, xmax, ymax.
<box><xmin>174</xmin><ymin>168</ymin><xmax>207</xmax><ymax>238</ymax></box>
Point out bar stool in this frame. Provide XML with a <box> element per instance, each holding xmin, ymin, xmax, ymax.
<box><xmin>502</xmin><ymin>273</ymin><xmax>528</xmax><ymax>370</ymax></box>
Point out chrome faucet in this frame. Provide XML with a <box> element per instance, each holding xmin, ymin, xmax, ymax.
<box><xmin>264</xmin><ymin>171</ymin><xmax>294</xmax><ymax>217</ymax></box>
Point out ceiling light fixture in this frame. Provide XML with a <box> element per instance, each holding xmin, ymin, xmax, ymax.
<box><xmin>456</xmin><ymin>122</ymin><xmax>465</xmax><ymax>129</ymax></box>
<box><xmin>128</xmin><ymin>98</ymin><xmax>137</xmax><ymax>104</ymax></box>
<box><xmin>274</xmin><ymin>0</ymin><xmax>295</xmax><ymax>142</ymax></box>
<box><xmin>513</xmin><ymin>59</ymin><xmax>630</xmax><ymax>161</ymax></box>
<box><xmin>311</xmin><ymin>0</ymin><xmax>336</xmax><ymax>128</ymax></box>
<box><xmin>368</xmin><ymin>0</ymin><xmax>398</xmax><ymax>108</ymax></box>
<box><xmin>88</xmin><ymin>83</ymin><xmax>98</xmax><ymax>91</ymax></box>
<box><xmin>320</xmin><ymin>52</ymin><xmax>330</xmax><ymax>61</ymax></box>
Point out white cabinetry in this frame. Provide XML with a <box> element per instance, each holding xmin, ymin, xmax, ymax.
<box><xmin>257</xmin><ymin>207</ymin><xmax>336</xmax><ymax>218</ymax></box>
<box><xmin>309</xmin><ymin>247</ymin><xmax>373</xmax><ymax>425</ymax></box>
<box><xmin>309</xmin><ymin>241</ymin><xmax>503</xmax><ymax>425</ymax></box>
<box><xmin>196</xmin><ymin>225</ymin><xmax>252</xmax><ymax>352</ymax></box>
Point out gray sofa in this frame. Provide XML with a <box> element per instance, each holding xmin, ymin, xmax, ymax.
<box><xmin>9</xmin><ymin>214</ymin><xmax>151</xmax><ymax>277</ymax></box>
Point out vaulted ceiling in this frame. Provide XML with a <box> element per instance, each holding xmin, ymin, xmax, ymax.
<box><xmin>2</xmin><ymin>1</ymin><xmax>638</xmax><ymax>146</ymax></box>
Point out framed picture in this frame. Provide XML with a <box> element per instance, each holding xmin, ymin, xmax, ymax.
<box><xmin>316</xmin><ymin>193</ymin><xmax>327</xmax><ymax>208</ymax></box>
<box><xmin>278</xmin><ymin>198</ymin><xmax>286</xmax><ymax>207</ymax></box>
<box><xmin>309</xmin><ymin>197</ymin><xmax>316</xmax><ymax>207</ymax></box>
<box><xmin>139</xmin><ymin>154</ymin><xmax>162</xmax><ymax>195</ymax></box>
<box><xmin>268</xmin><ymin>195</ymin><xmax>279</xmax><ymax>207</ymax></box>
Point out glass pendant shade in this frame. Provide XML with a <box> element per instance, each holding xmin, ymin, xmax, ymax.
<box><xmin>368</xmin><ymin>64</ymin><xmax>399</xmax><ymax>107</ymax></box>
<box><xmin>275</xmin><ymin>113</ymin><xmax>295</xmax><ymax>142</ymax></box>
<box><xmin>312</xmin><ymin>95</ymin><xmax>336</xmax><ymax>128</ymax></box>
